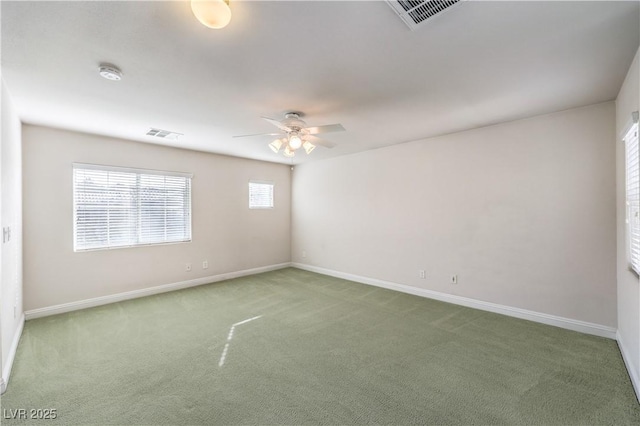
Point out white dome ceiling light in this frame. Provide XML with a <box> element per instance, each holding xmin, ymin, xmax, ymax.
<box><xmin>191</xmin><ymin>0</ymin><xmax>232</xmax><ymax>29</ymax></box>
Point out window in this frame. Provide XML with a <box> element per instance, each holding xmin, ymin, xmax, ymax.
<box><xmin>73</xmin><ymin>164</ymin><xmax>192</xmax><ymax>251</ymax></box>
<box><xmin>249</xmin><ymin>181</ymin><xmax>274</xmax><ymax>209</ymax></box>
<box><xmin>625</xmin><ymin>123</ymin><xmax>640</xmax><ymax>274</ymax></box>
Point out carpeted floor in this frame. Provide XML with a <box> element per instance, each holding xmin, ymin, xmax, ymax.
<box><xmin>1</xmin><ymin>267</ymin><xmax>639</xmax><ymax>425</ymax></box>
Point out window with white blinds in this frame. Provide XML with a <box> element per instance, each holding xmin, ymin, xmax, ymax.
<box><xmin>625</xmin><ymin>123</ymin><xmax>640</xmax><ymax>274</ymax></box>
<box><xmin>249</xmin><ymin>181</ymin><xmax>274</xmax><ymax>209</ymax></box>
<box><xmin>73</xmin><ymin>164</ymin><xmax>192</xmax><ymax>251</ymax></box>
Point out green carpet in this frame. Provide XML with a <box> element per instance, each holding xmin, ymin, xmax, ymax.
<box><xmin>1</xmin><ymin>268</ymin><xmax>639</xmax><ymax>425</ymax></box>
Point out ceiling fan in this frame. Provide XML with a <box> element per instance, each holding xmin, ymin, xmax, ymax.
<box><xmin>233</xmin><ymin>112</ymin><xmax>345</xmax><ymax>157</ymax></box>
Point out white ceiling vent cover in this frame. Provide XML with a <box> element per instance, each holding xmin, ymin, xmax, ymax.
<box><xmin>146</xmin><ymin>128</ymin><xmax>183</xmax><ymax>141</ymax></box>
<box><xmin>386</xmin><ymin>0</ymin><xmax>466</xmax><ymax>30</ymax></box>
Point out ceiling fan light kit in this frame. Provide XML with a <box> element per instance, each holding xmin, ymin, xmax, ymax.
<box><xmin>269</xmin><ymin>139</ymin><xmax>283</xmax><ymax>153</ymax></box>
<box><xmin>233</xmin><ymin>112</ymin><xmax>345</xmax><ymax>158</ymax></box>
<box><xmin>283</xmin><ymin>145</ymin><xmax>295</xmax><ymax>158</ymax></box>
<box><xmin>268</xmin><ymin>136</ymin><xmax>309</xmax><ymax>157</ymax></box>
<box><xmin>191</xmin><ymin>0</ymin><xmax>232</xmax><ymax>29</ymax></box>
<box><xmin>303</xmin><ymin>140</ymin><xmax>316</xmax><ymax>155</ymax></box>
<box><xmin>288</xmin><ymin>133</ymin><xmax>303</xmax><ymax>150</ymax></box>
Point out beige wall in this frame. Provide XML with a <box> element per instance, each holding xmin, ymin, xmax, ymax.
<box><xmin>1</xmin><ymin>78</ymin><xmax>24</xmax><ymax>389</ymax></box>
<box><xmin>616</xmin><ymin>47</ymin><xmax>640</xmax><ymax>391</ymax></box>
<box><xmin>22</xmin><ymin>125</ymin><xmax>291</xmax><ymax>311</ymax></box>
<box><xmin>292</xmin><ymin>102</ymin><xmax>616</xmax><ymax>327</ymax></box>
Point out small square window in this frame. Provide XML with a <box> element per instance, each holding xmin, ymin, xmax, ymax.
<box><xmin>249</xmin><ymin>181</ymin><xmax>274</xmax><ymax>209</ymax></box>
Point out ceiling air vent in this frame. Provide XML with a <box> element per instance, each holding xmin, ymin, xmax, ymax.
<box><xmin>386</xmin><ymin>0</ymin><xmax>465</xmax><ymax>30</ymax></box>
<box><xmin>146</xmin><ymin>128</ymin><xmax>183</xmax><ymax>141</ymax></box>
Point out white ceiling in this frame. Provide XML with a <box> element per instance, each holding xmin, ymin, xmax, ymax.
<box><xmin>2</xmin><ymin>1</ymin><xmax>639</xmax><ymax>165</ymax></box>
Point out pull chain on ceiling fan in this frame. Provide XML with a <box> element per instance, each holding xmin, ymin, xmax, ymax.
<box><xmin>233</xmin><ymin>112</ymin><xmax>345</xmax><ymax>157</ymax></box>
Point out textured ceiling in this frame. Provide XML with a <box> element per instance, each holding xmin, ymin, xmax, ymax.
<box><xmin>2</xmin><ymin>1</ymin><xmax>639</xmax><ymax>164</ymax></box>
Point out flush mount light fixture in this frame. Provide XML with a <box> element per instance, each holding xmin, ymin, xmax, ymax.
<box><xmin>98</xmin><ymin>64</ymin><xmax>122</xmax><ymax>81</ymax></box>
<box><xmin>191</xmin><ymin>0</ymin><xmax>232</xmax><ymax>29</ymax></box>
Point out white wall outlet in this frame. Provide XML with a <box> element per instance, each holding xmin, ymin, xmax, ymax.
<box><xmin>202</xmin><ymin>260</ymin><xmax>209</xmax><ymax>269</ymax></box>
<box><xmin>419</xmin><ymin>270</ymin><xmax>426</xmax><ymax>279</ymax></box>
<box><xmin>186</xmin><ymin>263</ymin><xmax>192</xmax><ymax>272</ymax></box>
<box><xmin>302</xmin><ymin>250</ymin><xmax>306</xmax><ymax>258</ymax></box>
<box><xmin>450</xmin><ymin>274</ymin><xmax>457</xmax><ymax>284</ymax></box>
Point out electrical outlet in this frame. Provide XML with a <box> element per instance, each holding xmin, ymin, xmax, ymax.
<box><xmin>186</xmin><ymin>263</ymin><xmax>192</xmax><ymax>272</ymax></box>
<box><xmin>302</xmin><ymin>250</ymin><xmax>306</xmax><ymax>258</ymax></box>
<box><xmin>419</xmin><ymin>270</ymin><xmax>426</xmax><ymax>279</ymax></box>
<box><xmin>450</xmin><ymin>274</ymin><xmax>457</xmax><ymax>284</ymax></box>
<box><xmin>202</xmin><ymin>260</ymin><xmax>209</xmax><ymax>269</ymax></box>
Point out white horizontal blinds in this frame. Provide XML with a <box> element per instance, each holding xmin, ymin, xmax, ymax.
<box><xmin>249</xmin><ymin>182</ymin><xmax>274</xmax><ymax>209</ymax></box>
<box><xmin>626</xmin><ymin>123</ymin><xmax>640</xmax><ymax>273</ymax></box>
<box><xmin>139</xmin><ymin>174</ymin><xmax>191</xmax><ymax>244</ymax></box>
<box><xmin>74</xmin><ymin>168</ymin><xmax>137</xmax><ymax>250</ymax></box>
<box><xmin>74</xmin><ymin>165</ymin><xmax>191</xmax><ymax>251</ymax></box>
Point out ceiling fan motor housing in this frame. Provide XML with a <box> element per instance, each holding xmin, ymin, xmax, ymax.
<box><xmin>283</xmin><ymin>112</ymin><xmax>306</xmax><ymax>133</ymax></box>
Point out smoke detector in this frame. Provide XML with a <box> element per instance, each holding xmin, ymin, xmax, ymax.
<box><xmin>98</xmin><ymin>64</ymin><xmax>122</xmax><ymax>81</ymax></box>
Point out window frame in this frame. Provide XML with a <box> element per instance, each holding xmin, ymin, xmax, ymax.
<box><xmin>248</xmin><ymin>180</ymin><xmax>274</xmax><ymax>209</ymax></box>
<box><xmin>73</xmin><ymin>163</ymin><xmax>193</xmax><ymax>252</ymax></box>
<box><xmin>624</xmin><ymin>123</ymin><xmax>640</xmax><ymax>275</ymax></box>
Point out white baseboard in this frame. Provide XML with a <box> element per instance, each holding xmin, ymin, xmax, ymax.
<box><xmin>1</xmin><ymin>313</ymin><xmax>25</xmax><ymax>394</ymax></box>
<box><xmin>617</xmin><ymin>330</ymin><xmax>640</xmax><ymax>403</ymax></box>
<box><xmin>25</xmin><ymin>263</ymin><xmax>291</xmax><ymax>320</ymax></box>
<box><xmin>292</xmin><ymin>263</ymin><xmax>617</xmax><ymax>340</ymax></box>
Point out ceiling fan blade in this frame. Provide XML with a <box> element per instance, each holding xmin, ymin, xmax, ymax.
<box><xmin>261</xmin><ymin>117</ymin><xmax>293</xmax><ymax>133</ymax></box>
<box><xmin>306</xmin><ymin>123</ymin><xmax>345</xmax><ymax>135</ymax></box>
<box><xmin>307</xmin><ymin>134</ymin><xmax>336</xmax><ymax>149</ymax></box>
<box><xmin>232</xmin><ymin>132</ymin><xmax>283</xmax><ymax>139</ymax></box>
